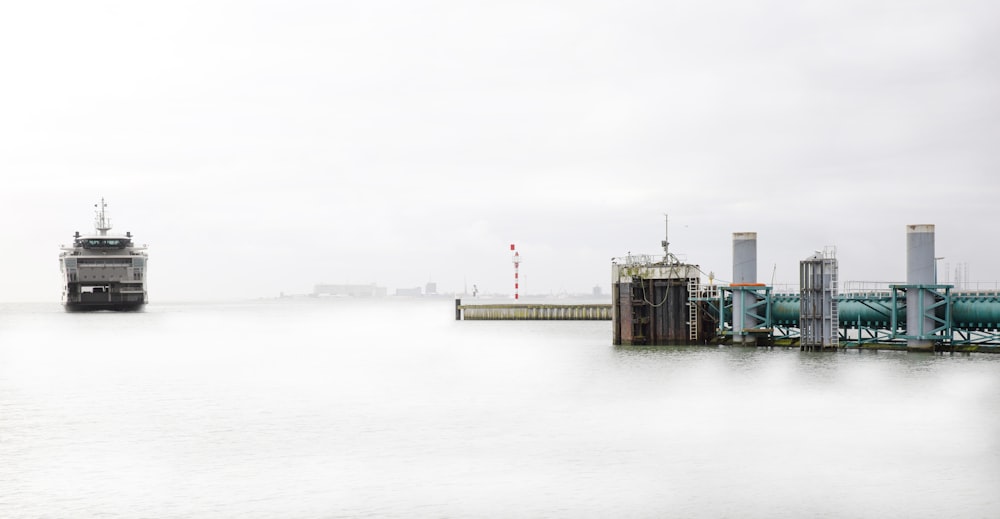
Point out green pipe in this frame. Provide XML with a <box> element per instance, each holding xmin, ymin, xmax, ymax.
<box><xmin>720</xmin><ymin>294</ymin><xmax>1000</xmax><ymax>331</ymax></box>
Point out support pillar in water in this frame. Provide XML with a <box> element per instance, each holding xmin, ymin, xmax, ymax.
<box><xmin>732</xmin><ymin>232</ymin><xmax>758</xmax><ymax>345</ymax></box>
<box><xmin>906</xmin><ymin>224</ymin><xmax>936</xmax><ymax>351</ymax></box>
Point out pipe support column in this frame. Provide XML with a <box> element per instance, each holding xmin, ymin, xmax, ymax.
<box><xmin>906</xmin><ymin>224</ymin><xmax>936</xmax><ymax>351</ymax></box>
<box><xmin>732</xmin><ymin>232</ymin><xmax>758</xmax><ymax>345</ymax></box>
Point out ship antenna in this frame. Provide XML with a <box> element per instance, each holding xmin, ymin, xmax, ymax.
<box><xmin>94</xmin><ymin>198</ymin><xmax>112</xmax><ymax>236</ymax></box>
<box><xmin>661</xmin><ymin>213</ymin><xmax>680</xmax><ymax>265</ymax></box>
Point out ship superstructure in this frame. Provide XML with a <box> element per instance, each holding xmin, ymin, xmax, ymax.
<box><xmin>60</xmin><ymin>199</ymin><xmax>148</xmax><ymax>311</ymax></box>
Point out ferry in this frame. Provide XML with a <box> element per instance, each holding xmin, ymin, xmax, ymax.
<box><xmin>59</xmin><ymin>199</ymin><xmax>148</xmax><ymax>311</ymax></box>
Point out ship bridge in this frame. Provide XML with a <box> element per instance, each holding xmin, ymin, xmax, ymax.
<box><xmin>75</xmin><ymin>237</ymin><xmax>134</xmax><ymax>250</ymax></box>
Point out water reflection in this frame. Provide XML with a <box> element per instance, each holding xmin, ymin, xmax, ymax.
<box><xmin>1</xmin><ymin>300</ymin><xmax>998</xmax><ymax>518</ymax></box>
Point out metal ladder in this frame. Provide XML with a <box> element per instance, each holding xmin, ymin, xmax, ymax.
<box><xmin>829</xmin><ymin>261</ymin><xmax>839</xmax><ymax>347</ymax></box>
<box><xmin>688</xmin><ymin>278</ymin><xmax>700</xmax><ymax>341</ymax></box>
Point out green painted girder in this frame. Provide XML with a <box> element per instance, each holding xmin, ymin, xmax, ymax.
<box><xmin>840</xmin><ymin>323</ymin><xmax>898</xmax><ymax>347</ymax></box>
<box><xmin>772</xmin><ymin>324</ymin><xmax>799</xmax><ymax>340</ymax></box>
<box><xmin>717</xmin><ymin>285</ymin><xmax>773</xmax><ymax>337</ymax></box>
<box><xmin>952</xmin><ymin>328</ymin><xmax>1000</xmax><ymax>345</ymax></box>
<box><xmin>890</xmin><ymin>284</ymin><xmax>953</xmax><ymax>341</ymax></box>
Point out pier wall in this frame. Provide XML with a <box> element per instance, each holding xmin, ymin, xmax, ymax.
<box><xmin>456</xmin><ymin>300</ymin><xmax>611</xmax><ymax>321</ymax></box>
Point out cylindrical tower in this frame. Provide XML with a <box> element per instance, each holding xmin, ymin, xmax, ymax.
<box><xmin>906</xmin><ymin>225</ymin><xmax>935</xmax><ymax>351</ymax></box>
<box><xmin>732</xmin><ymin>232</ymin><xmax>758</xmax><ymax>345</ymax></box>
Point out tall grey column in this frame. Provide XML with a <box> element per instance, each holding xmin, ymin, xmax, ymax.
<box><xmin>906</xmin><ymin>224</ymin><xmax>935</xmax><ymax>351</ymax></box>
<box><xmin>732</xmin><ymin>232</ymin><xmax>758</xmax><ymax>345</ymax></box>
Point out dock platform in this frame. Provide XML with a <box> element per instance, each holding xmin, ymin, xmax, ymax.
<box><xmin>455</xmin><ymin>299</ymin><xmax>612</xmax><ymax>321</ymax></box>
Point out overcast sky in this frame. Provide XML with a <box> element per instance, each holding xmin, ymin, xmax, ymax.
<box><xmin>2</xmin><ymin>0</ymin><xmax>998</xmax><ymax>302</ymax></box>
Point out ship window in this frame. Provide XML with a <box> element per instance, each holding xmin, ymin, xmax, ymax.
<box><xmin>82</xmin><ymin>239</ymin><xmax>127</xmax><ymax>249</ymax></box>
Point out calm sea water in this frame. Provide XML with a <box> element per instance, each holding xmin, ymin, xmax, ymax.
<box><xmin>1</xmin><ymin>299</ymin><xmax>999</xmax><ymax>518</ymax></box>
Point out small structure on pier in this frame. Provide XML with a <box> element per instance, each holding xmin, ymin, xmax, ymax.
<box><xmin>612</xmin><ymin>255</ymin><xmax>713</xmax><ymax>345</ymax></box>
<box><xmin>611</xmin><ymin>217</ymin><xmax>716</xmax><ymax>345</ymax></box>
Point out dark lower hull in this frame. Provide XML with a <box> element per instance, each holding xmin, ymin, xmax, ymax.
<box><xmin>64</xmin><ymin>301</ymin><xmax>145</xmax><ymax>312</ymax></box>
<box><xmin>63</xmin><ymin>281</ymin><xmax>146</xmax><ymax>312</ymax></box>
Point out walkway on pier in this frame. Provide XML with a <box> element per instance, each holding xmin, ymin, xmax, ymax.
<box><xmin>455</xmin><ymin>300</ymin><xmax>612</xmax><ymax>321</ymax></box>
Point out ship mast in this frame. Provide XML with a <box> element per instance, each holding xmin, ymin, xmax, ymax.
<box><xmin>94</xmin><ymin>198</ymin><xmax>112</xmax><ymax>236</ymax></box>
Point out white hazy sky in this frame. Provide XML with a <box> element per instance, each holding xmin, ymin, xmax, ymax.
<box><xmin>2</xmin><ymin>0</ymin><xmax>998</xmax><ymax>302</ymax></box>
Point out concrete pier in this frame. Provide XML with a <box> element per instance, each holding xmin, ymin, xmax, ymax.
<box><xmin>456</xmin><ymin>299</ymin><xmax>612</xmax><ymax>321</ymax></box>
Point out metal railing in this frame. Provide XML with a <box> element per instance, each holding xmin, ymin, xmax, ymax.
<box><xmin>951</xmin><ymin>281</ymin><xmax>1000</xmax><ymax>293</ymax></box>
<box><xmin>840</xmin><ymin>281</ymin><xmax>899</xmax><ymax>297</ymax></box>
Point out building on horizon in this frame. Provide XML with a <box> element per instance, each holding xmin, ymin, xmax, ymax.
<box><xmin>313</xmin><ymin>283</ymin><xmax>387</xmax><ymax>297</ymax></box>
